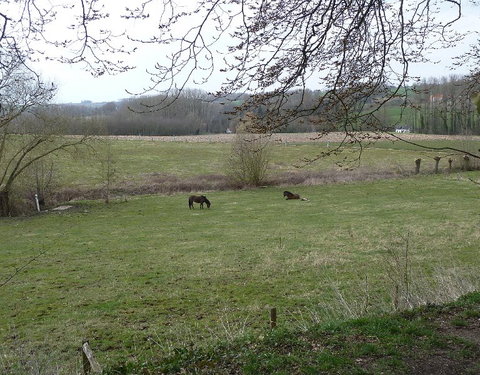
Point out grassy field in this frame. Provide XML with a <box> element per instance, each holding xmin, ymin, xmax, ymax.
<box><xmin>1</xmin><ymin>167</ymin><xmax>480</xmax><ymax>372</ymax></box>
<box><xmin>56</xmin><ymin>135</ymin><xmax>480</xmax><ymax>189</ymax></box>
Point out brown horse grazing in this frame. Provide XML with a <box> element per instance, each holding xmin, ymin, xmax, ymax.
<box><xmin>188</xmin><ymin>195</ymin><xmax>211</xmax><ymax>209</ymax></box>
<box><xmin>283</xmin><ymin>191</ymin><xmax>308</xmax><ymax>201</ymax></box>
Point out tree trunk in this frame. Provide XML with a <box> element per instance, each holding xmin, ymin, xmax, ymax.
<box><xmin>0</xmin><ymin>190</ymin><xmax>11</xmax><ymax>217</ymax></box>
<box><xmin>463</xmin><ymin>155</ymin><xmax>471</xmax><ymax>171</ymax></box>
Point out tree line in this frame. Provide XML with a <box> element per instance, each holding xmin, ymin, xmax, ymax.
<box><xmin>53</xmin><ymin>77</ymin><xmax>479</xmax><ymax>136</ymax></box>
<box><xmin>413</xmin><ymin>76</ymin><xmax>479</xmax><ymax>135</ymax></box>
<box><xmin>56</xmin><ymin>90</ymin><xmax>237</xmax><ymax>136</ymax></box>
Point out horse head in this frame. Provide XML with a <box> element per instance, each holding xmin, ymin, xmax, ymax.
<box><xmin>203</xmin><ymin>196</ymin><xmax>211</xmax><ymax>208</ymax></box>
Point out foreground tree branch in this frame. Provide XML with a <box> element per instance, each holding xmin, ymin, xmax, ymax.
<box><xmin>129</xmin><ymin>1</ymin><xmax>478</xmax><ymax>163</ymax></box>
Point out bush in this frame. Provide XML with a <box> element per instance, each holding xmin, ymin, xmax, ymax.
<box><xmin>225</xmin><ymin>123</ymin><xmax>270</xmax><ymax>186</ymax></box>
<box><xmin>3</xmin><ymin>158</ymin><xmax>61</xmax><ymax>215</ymax></box>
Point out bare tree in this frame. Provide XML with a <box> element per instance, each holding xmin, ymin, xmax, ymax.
<box><xmin>126</xmin><ymin>1</ymin><xmax>480</xmax><ymax>159</ymax></box>
<box><xmin>226</xmin><ymin>113</ymin><xmax>270</xmax><ymax>186</ymax></box>
<box><xmin>142</xmin><ymin>1</ymin><xmax>476</xmax><ymax>135</ymax></box>
<box><xmin>0</xmin><ymin>57</ymin><xmax>90</xmax><ymax>216</ymax></box>
<box><xmin>96</xmin><ymin>139</ymin><xmax>117</xmax><ymax>204</ymax></box>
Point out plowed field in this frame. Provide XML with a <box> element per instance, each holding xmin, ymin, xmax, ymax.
<box><xmin>104</xmin><ymin>132</ymin><xmax>480</xmax><ymax>143</ymax></box>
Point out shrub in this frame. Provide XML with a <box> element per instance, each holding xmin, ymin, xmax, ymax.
<box><xmin>225</xmin><ymin>122</ymin><xmax>270</xmax><ymax>186</ymax></box>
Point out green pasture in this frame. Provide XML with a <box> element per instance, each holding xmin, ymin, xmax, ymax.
<box><xmin>1</xmin><ymin>172</ymin><xmax>480</xmax><ymax>371</ymax></box>
<box><xmin>57</xmin><ymin>138</ymin><xmax>478</xmax><ymax>188</ymax></box>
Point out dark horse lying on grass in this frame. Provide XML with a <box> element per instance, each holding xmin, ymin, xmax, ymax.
<box><xmin>188</xmin><ymin>195</ymin><xmax>211</xmax><ymax>209</ymax></box>
<box><xmin>283</xmin><ymin>191</ymin><xmax>308</xmax><ymax>201</ymax></box>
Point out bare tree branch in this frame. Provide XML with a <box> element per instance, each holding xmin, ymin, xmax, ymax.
<box><xmin>0</xmin><ymin>247</ymin><xmax>47</xmax><ymax>289</ymax></box>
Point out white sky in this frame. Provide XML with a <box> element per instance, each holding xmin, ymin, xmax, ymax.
<box><xmin>30</xmin><ymin>1</ymin><xmax>479</xmax><ymax>104</ymax></box>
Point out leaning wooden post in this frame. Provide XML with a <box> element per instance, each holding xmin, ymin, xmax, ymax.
<box><xmin>463</xmin><ymin>155</ymin><xmax>471</xmax><ymax>171</ymax></box>
<box><xmin>448</xmin><ymin>158</ymin><xmax>453</xmax><ymax>172</ymax></box>
<box><xmin>415</xmin><ymin>158</ymin><xmax>421</xmax><ymax>174</ymax></box>
<box><xmin>270</xmin><ymin>308</ymin><xmax>277</xmax><ymax>329</ymax></box>
<box><xmin>82</xmin><ymin>342</ymin><xmax>102</xmax><ymax>374</ymax></box>
<box><xmin>433</xmin><ymin>156</ymin><xmax>441</xmax><ymax>174</ymax></box>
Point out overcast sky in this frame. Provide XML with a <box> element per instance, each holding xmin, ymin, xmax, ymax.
<box><xmin>32</xmin><ymin>2</ymin><xmax>479</xmax><ymax>104</ymax></box>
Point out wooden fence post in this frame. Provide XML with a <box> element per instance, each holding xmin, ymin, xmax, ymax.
<box><xmin>82</xmin><ymin>341</ymin><xmax>102</xmax><ymax>374</ymax></box>
<box><xmin>433</xmin><ymin>156</ymin><xmax>441</xmax><ymax>174</ymax></box>
<box><xmin>463</xmin><ymin>155</ymin><xmax>471</xmax><ymax>171</ymax></box>
<box><xmin>270</xmin><ymin>308</ymin><xmax>277</xmax><ymax>329</ymax></box>
<box><xmin>415</xmin><ymin>158</ymin><xmax>421</xmax><ymax>174</ymax></box>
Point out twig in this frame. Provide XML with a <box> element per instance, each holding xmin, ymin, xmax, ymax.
<box><xmin>468</xmin><ymin>178</ymin><xmax>480</xmax><ymax>186</ymax></box>
<box><xmin>0</xmin><ymin>248</ymin><xmax>47</xmax><ymax>288</ymax></box>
